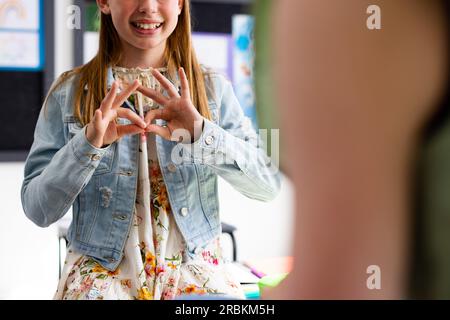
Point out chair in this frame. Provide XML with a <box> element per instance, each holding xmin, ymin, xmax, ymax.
<box><xmin>221</xmin><ymin>222</ymin><xmax>238</xmax><ymax>262</ymax></box>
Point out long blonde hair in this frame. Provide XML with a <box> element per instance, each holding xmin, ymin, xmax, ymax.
<box><xmin>50</xmin><ymin>0</ymin><xmax>211</xmax><ymax>126</ymax></box>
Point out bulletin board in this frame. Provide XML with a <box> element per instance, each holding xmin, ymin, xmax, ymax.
<box><xmin>0</xmin><ymin>0</ymin><xmax>46</xmax><ymax>156</ymax></box>
<box><xmin>0</xmin><ymin>0</ymin><xmax>44</xmax><ymax>71</ymax></box>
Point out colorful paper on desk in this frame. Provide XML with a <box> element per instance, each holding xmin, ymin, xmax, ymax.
<box><xmin>242</xmin><ymin>284</ymin><xmax>260</xmax><ymax>299</ymax></box>
<box><xmin>224</xmin><ymin>262</ymin><xmax>261</xmax><ymax>284</ymax></box>
<box><xmin>244</xmin><ymin>256</ymin><xmax>293</xmax><ymax>276</ymax></box>
<box><xmin>258</xmin><ymin>273</ymin><xmax>288</xmax><ymax>291</ymax></box>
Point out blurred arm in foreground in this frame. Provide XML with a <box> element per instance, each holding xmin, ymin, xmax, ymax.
<box><xmin>267</xmin><ymin>0</ymin><xmax>448</xmax><ymax>299</ymax></box>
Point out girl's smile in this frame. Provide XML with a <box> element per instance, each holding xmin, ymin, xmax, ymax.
<box><xmin>131</xmin><ymin>19</ymin><xmax>165</xmax><ymax>36</ymax></box>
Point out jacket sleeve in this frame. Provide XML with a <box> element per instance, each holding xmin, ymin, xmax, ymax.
<box><xmin>21</xmin><ymin>88</ymin><xmax>112</xmax><ymax>228</ymax></box>
<box><xmin>180</xmin><ymin>75</ymin><xmax>281</xmax><ymax>202</ymax></box>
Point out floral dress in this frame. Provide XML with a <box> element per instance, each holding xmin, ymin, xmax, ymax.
<box><xmin>53</xmin><ymin>67</ymin><xmax>245</xmax><ymax>300</ymax></box>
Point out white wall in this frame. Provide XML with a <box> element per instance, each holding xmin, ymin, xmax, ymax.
<box><xmin>0</xmin><ymin>163</ymin><xmax>59</xmax><ymax>300</ymax></box>
<box><xmin>219</xmin><ymin>174</ymin><xmax>294</xmax><ymax>261</ymax></box>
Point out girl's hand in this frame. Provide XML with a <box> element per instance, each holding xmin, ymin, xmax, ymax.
<box><xmin>86</xmin><ymin>80</ymin><xmax>147</xmax><ymax>148</ymax></box>
<box><xmin>137</xmin><ymin>67</ymin><xmax>205</xmax><ymax>143</ymax></box>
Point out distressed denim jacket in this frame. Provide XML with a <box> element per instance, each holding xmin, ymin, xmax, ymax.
<box><xmin>21</xmin><ymin>67</ymin><xmax>281</xmax><ymax>271</ymax></box>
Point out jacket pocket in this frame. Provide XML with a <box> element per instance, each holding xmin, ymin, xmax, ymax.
<box><xmin>75</xmin><ymin>176</ymin><xmax>100</xmax><ymax>242</ymax></box>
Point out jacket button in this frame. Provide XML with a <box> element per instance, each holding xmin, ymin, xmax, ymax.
<box><xmin>108</xmin><ymin>258</ymin><xmax>116</xmax><ymax>263</ymax></box>
<box><xmin>180</xmin><ymin>207</ymin><xmax>189</xmax><ymax>217</ymax></box>
<box><xmin>167</xmin><ymin>163</ymin><xmax>177</xmax><ymax>173</ymax></box>
<box><xmin>205</xmin><ymin>136</ymin><xmax>214</xmax><ymax>146</ymax></box>
<box><xmin>91</xmin><ymin>154</ymin><xmax>101</xmax><ymax>161</ymax></box>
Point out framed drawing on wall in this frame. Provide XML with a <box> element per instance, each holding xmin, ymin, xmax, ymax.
<box><xmin>0</xmin><ymin>0</ymin><xmax>44</xmax><ymax>71</ymax></box>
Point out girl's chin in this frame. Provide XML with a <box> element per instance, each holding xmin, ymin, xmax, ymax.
<box><xmin>129</xmin><ymin>40</ymin><xmax>166</xmax><ymax>51</ymax></box>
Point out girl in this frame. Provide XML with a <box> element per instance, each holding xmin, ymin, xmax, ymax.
<box><xmin>21</xmin><ymin>0</ymin><xmax>280</xmax><ymax>300</ymax></box>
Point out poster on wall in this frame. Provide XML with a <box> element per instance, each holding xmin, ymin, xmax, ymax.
<box><xmin>232</xmin><ymin>14</ymin><xmax>257</xmax><ymax>130</ymax></box>
<box><xmin>192</xmin><ymin>32</ymin><xmax>232</xmax><ymax>80</ymax></box>
<box><xmin>0</xmin><ymin>0</ymin><xmax>43</xmax><ymax>70</ymax></box>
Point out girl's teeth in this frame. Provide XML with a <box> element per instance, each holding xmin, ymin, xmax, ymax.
<box><xmin>136</xmin><ymin>23</ymin><xmax>161</xmax><ymax>30</ymax></box>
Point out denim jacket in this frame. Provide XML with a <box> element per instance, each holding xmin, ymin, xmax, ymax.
<box><xmin>21</xmin><ymin>67</ymin><xmax>281</xmax><ymax>271</ymax></box>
